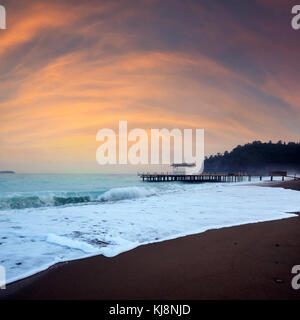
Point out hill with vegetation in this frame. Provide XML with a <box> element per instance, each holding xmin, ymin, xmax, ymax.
<box><xmin>204</xmin><ymin>141</ymin><xmax>300</xmax><ymax>174</ymax></box>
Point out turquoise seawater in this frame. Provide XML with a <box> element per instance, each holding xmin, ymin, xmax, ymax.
<box><xmin>0</xmin><ymin>173</ymin><xmax>156</xmax><ymax>210</ymax></box>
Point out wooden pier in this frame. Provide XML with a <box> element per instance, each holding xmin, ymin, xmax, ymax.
<box><xmin>138</xmin><ymin>170</ymin><xmax>297</xmax><ymax>183</ymax></box>
<box><xmin>138</xmin><ymin>173</ymin><xmax>251</xmax><ymax>183</ymax></box>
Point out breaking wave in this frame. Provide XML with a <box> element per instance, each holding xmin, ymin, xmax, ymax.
<box><xmin>0</xmin><ymin>187</ymin><xmax>157</xmax><ymax>210</ymax></box>
<box><xmin>98</xmin><ymin>186</ymin><xmax>157</xmax><ymax>202</ymax></box>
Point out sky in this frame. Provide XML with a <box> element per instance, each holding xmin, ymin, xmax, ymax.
<box><xmin>0</xmin><ymin>0</ymin><xmax>299</xmax><ymax>173</ymax></box>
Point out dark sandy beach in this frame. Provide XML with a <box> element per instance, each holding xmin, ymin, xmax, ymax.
<box><xmin>1</xmin><ymin>180</ymin><xmax>300</xmax><ymax>300</ymax></box>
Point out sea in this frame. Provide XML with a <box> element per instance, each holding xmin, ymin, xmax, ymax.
<box><xmin>0</xmin><ymin>173</ymin><xmax>299</xmax><ymax>284</ymax></box>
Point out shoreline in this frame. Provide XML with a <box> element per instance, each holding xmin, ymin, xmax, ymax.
<box><xmin>1</xmin><ymin>180</ymin><xmax>300</xmax><ymax>300</ymax></box>
<box><xmin>258</xmin><ymin>179</ymin><xmax>300</xmax><ymax>191</ymax></box>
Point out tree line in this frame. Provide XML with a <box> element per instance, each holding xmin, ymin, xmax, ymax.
<box><xmin>204</xmin><ymin>141</ymin><xmax>300</xmax><ymax>174</ymax></box>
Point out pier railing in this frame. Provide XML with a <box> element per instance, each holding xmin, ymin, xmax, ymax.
<box><xmin>137</xmin><ymin>172</ymin><xmax>295</xmax><ymax>183</ymax></box>
<box><xmin>137</xmin><ymin>172</ymin><xmax>251</xmax><ymax>182</ymax></box>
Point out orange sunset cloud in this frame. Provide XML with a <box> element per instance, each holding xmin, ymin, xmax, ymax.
<box><xmin>0</xmin><ymin>0</ymin><xmax>299</xmax><ymax>172</ymax></box>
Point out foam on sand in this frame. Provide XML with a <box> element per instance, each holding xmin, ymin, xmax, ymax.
<box><xmin>46</xmin><ymin>234</ymin><xmax>99</xmax><ymax>254</ymax></box>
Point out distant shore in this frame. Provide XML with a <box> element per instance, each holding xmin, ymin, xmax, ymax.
<box><xmin>1</xmin><ymin>180</ymin><xmax>300</xmax><ymax>300</ymax></box>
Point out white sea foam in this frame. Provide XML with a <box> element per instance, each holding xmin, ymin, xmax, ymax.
<box><xmin>0</xmin><ymin>181</ymin><xmax>299</xmax><ymax>284</ymax></box>
<box><xmin>46</xmin><ymin>234</ymin><xmax>99</xmax><ymax>254</ymax></box>
<box><xmin>98</xmin><ymin>186</ymin><xmax>157</xmax><ymax>202</ymax></box>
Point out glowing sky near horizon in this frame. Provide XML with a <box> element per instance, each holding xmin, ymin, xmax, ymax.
<box><xmin>0</xmin><ymin>0</ymin><xmax>299</xmax><ymax>173</ymax></box>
